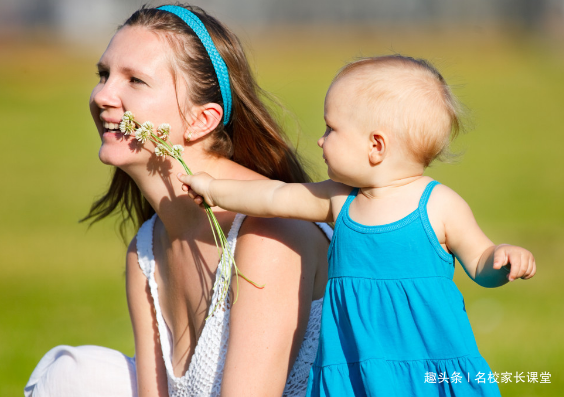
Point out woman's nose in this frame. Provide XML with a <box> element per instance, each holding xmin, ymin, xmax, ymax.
<box><xmin>91</xmin><ymin>81</ymin><xmax>121</xmax><ymax>110</ymax></box>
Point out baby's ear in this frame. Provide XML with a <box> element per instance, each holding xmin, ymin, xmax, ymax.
<box><xmin>368</xmin><ymin>131</ymin><xmax>387</xmax><ymax>165</ymax></box>
<box><xmin>184</xmin><ymin>102</ymin><xmax>223</xmax><ymax>141</ymax></box>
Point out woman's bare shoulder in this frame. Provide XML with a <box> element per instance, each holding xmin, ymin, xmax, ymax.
<box><xmin>237</xmin><ymin>216</ymin><xmax>329</xmax><ymax>260</ymax></box>
<box><xmin>233</xmin><ymin>216</ymin><xmax>329</xmax><ymax>298</ymax></box>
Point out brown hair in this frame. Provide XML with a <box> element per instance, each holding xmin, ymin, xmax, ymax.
<box><xmin>333</xmin><ymin>55</ymin><xmax>463</xmax><ymax>167</ymax></box>
<box><xmin>83</xmin><ymin>3</ymin><xmax>310</xmax><ymax>239</ymax></box>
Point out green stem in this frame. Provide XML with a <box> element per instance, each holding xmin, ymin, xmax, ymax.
<box><xmin>138</xmin><ymin>127</ymin><xmax>264</xmax><ymax>319</ymax></box>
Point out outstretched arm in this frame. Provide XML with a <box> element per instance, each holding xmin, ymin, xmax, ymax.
<box><xmin>430</xmin><ymin>185</ymin><xmax>536</xmax><ymax>288</ymax></box>
<box><xmin>177</xmin><ymin>172</ymin><xmax>342</xmax><ymax>223</ymax></box>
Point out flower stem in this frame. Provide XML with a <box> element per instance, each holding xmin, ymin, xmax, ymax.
<box><xmin>134</xmin><ymin>125</ymin><xmax>264</xmax><ymax>318</ymax></box>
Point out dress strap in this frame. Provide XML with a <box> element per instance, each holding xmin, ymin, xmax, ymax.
<box><xmin>418</xmin><ymin>180</ymin><xmax>441</xmax><ymax>210</ymax></box>
<box><xmin>337</xmin><ymin>188</ymin><xmax>359</xmax><ymax>223</ymax></box>
<box><xmin>345</xmin><ymin>188</ymin><xmax>359</xmax><ymax>207</ymax></box>
<box><xmin>135</xmin><ymin>214</ymin><xmax>158</xmax><ymax>278</ymax></box>
<box><xmin>417</xmin><ymin>180</ymin><xmax>453</xmax><ymax>262</ymax></box>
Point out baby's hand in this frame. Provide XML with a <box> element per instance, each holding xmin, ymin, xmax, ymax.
<box><xmin>177</xmin><ymin>172</ymin><xmax>217</xmax><ymax>207</ymax></box>
<box><xmin>492</xmin><ymin>244</ymin><xmax>536</xmax><ymax>282</ymax></box>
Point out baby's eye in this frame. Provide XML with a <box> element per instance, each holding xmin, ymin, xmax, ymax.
<box><xmin>324</xmin><ymin>125</ymin><xmax>333</xmax><ymax>135</ymax></box>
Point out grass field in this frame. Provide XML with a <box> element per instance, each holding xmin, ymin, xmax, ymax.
<box><xmin>1</xmin><ymin>25</ymin><xmax>563</xmax><ymax>396</ymax></box>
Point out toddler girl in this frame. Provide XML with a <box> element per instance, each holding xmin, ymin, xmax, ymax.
<box><xmin>178</xmin><ymin>55</ymin><xmax>536</xmax><ymax>396</ymax></box>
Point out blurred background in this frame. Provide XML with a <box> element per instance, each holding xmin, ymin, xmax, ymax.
<box><xmin>1</xmin><ymin>0</ymin><xmax>562</xmax><ymax>395</ymax></box>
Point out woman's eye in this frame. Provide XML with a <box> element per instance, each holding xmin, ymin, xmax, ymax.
<box><xmin>130</xmin><ymin>76</ymin><xmax>145</xmax><ymax>85</ymax></box>
<box><xmin>96</xmin><ymin>71</ymin><xmax>108</xmax><ymax>83</ymax></box>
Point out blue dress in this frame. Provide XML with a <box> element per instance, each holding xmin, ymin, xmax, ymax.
<box><xmin>306</xmin><ymin>181</ymin><xmax>501</xmax><ymax>396</ymax></box>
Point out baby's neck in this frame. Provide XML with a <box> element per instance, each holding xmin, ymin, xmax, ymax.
<box><xmin>348</xmin><ymin>175</ymin><xmax>433</xmax><ymax>227</ymax></box>
<box><xmin>360</xmin><ymin>174</ymin><xmax>425</xmax><ymax>200</ymax></box>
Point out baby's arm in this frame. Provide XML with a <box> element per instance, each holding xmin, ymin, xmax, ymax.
<box><xmin>430</xmin><ymin>185</ymin><xmax>536</xmax><ymax>288</ymax></box>
<box><xmin>177</xmin><ymin>172</ymin><xmax>346</xmax><ymax>223</ymax></box>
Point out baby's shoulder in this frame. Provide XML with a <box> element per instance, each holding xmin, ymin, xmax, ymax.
<box><xmin>427</xmin><ymin>182</ymin><xmax>474</xmax><ymax>223</ymax></box>
<box><xmin>318</xmin><ymin>180</ymin><xmax>356</xmax><ymax>218</ymax></box>
<box><xmin>429</xmin><ymin>182</ymin><xmax>464</xmax><ymax>202</ymax></box>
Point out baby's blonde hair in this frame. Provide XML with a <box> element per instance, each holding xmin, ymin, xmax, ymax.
<box><xmin>334</xmin><ymin>55</ymin><xmax>462</xmax><ymax>167</ymax></box>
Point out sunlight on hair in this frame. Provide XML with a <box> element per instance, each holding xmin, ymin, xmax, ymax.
<box><xmin>334</xmin><ymin>55</ymin><xmax>463</xmax><ymax>167</ymax></box>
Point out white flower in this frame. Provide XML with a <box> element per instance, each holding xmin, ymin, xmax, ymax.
<box><xmin>154</xmin><ymin>144</ymin><xmax>168</xmax><ymax>157</ymax></box>
<box><xmin>134</xmin><ymin>127</ymin><xmax>149</xmax><ymax>143</ymax></box>
<box><xmin>120</xmin><ymin>111</ymin><xmax>136</xmax><ymax>135</ymax></box>
<box><xmin>122</xmin><ymin>111</ymin><xmax>134</xmax><ymax>122</ymax></box>
<box><xmin>157</xmin><ymin>123</ymin><xmax>170</xmax><ymax>140</ymax></box>
<box><xmin>119</xmin><ymin>119</ymin><xmax>135</xmax><ymax>135</ymax></box>
<box><xmin>171</xmin><ymin>144</ymin><xmax>184</xmax><ymax>157</ymax></box>
<box><xmin>141</xmin><ymin>121</ymin><xmax>154</xmax><ymax>135</ymax></box>
<box><xmin>134</xmin><ymin>121</ymin><xmax>154</xmax><ymax>144</ymax></box>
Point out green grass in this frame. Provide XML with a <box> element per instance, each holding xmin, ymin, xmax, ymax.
<box><xmin>1</xmin><ymin>26</ymin><xmax>563</xmax><ymax>396</ymax></box>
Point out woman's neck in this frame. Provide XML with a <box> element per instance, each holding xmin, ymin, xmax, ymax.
<box><xmin>124</xmin><ymin>149</ymin><xmax>233</xmax><ymax>240</ymax></box>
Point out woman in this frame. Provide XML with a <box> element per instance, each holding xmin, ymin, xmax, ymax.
<box><xmin>25</xmin><ymin>4</ymin><xmax>329</xmax><ymax>397</ymax></box>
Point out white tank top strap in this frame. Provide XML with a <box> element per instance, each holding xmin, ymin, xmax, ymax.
<box><xmin>226</xmin><ymin>213</ymin><xmax>246</xmax><ymax>244</ymax></box>
<box><xmin>135</xmin><ymin>214</ymin><xmax>158</xmax><ymax>278</ymax></box>
<box><xmin>135</xmin><ymin>215</ymin><xmax>173</xmax><ymax>380</ymax></box>
<box><xmin>209</xmin><ymin>213</ymin><xmax>246</xmax><ymax>315</ymax></box>
<box><xmin>134</xmin><ymin>212</ymin><xmax>247</xmax><ymax>396</ymax></box>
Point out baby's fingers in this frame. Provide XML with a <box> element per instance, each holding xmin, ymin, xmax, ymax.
<box><xmin>177</xmin><ymin>173</ymin><xmax>192</xmax><ymax>189</ymax></box>
<box><xmin>190</xmin><ymin>191</ymin><xmax>206</xmax><ymax>207</ymax></box>
<box><xmin>521</xmin><ymin>257</ymin><xmax>537</xmax><ymax>280</ymax></box>
<box><xmin>176</xmin><ymin>174</ymin><xmax>206</xmax><ymax>207</ymax></box>
<box><xmin>492</xmin><ymin>246</ymin><xmax>509</xmax><ymax>270</ymax></box>
<box><xmin>507</xmin><ymin>251</ymin><xmax>535</xmax><ymax>281</ymax></box>
<box><xmin>186</xmin><ymin>186</ymin><xmax>201</xmax><ymax>201</ymax></box>
<box><xmin>508</xmin><ymin>252</ymin><xmax>527</xmax><ymax>281</ymax></box>
<box><xmin>502</xmin><ymin>252</ymin><xmax>521</xmax><ymax>281</ymax></box>
<box><xmin>177</xmin><ymin>174</ymin><xmax>195</xmax><ymax>197</ymax></box>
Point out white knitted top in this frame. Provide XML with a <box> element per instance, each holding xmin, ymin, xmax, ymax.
<box><xmin>136</xmin><ymin>214</ymin><xmax>332</xmax><ymax>397</ymax></box>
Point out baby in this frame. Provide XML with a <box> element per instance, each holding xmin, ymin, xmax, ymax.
<box><xmin>178</xmin><ymin>55</ymin><xmax>535</xmax><ymax>396</ymax></box>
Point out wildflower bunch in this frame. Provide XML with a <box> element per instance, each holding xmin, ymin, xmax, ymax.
<box><xmin>120</xmin><ymin>111</ymin><xmax>262</xmax><ymax>317</ymax></box>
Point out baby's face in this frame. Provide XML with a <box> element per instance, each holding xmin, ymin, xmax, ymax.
<box><xmin>318</xmin><ymin>78</ymin><xmax>373</xmax><ymax>186</ymax></box>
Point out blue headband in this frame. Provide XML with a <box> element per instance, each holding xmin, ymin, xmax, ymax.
<box><xmin>158</xmin><ymin>5</ymin><xmax>232</xmax><ymax>126</ymax></box>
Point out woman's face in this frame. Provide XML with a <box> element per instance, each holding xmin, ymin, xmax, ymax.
<box><xmin>90</xmin><ymin>25</ymin><xmax>188</xmax><ymax>169</ymax></box>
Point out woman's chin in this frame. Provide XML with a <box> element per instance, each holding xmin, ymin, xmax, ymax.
<box><xmin>98</xmin><ymin>134</ymin><xmax>145</xmax><ymax>167</ymax></box>
<box><xmin>98</xmin><ymin>148</ymin><xmax>122</xmax><ymax>166</ymax></box>
<box><xmin>98</xmin><ymin>145</ymin><xmax>137</xmax><ymax>168</ymax></box>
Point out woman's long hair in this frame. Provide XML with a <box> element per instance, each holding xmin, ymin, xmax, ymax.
<box><xmin>82</xmin><ymin>4</ymin><xmax>310</xmax><ymax>240</ymax></box>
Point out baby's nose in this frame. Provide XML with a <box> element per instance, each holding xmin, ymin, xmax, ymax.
<box><xmin>317</xmin><ymin>136</ymin><xmax>324</xmax><ymax>148</ymax></box>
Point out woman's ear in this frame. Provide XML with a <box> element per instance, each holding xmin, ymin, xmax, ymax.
<box><xmin>184</xmin><ymin>102</ymin><xmax>223</xmax><ymax>142</ymax></box>
<box><xmin>368</xmin><ymin>131</ymin><xmax>387</xmax><ymax>165</ymax></box>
